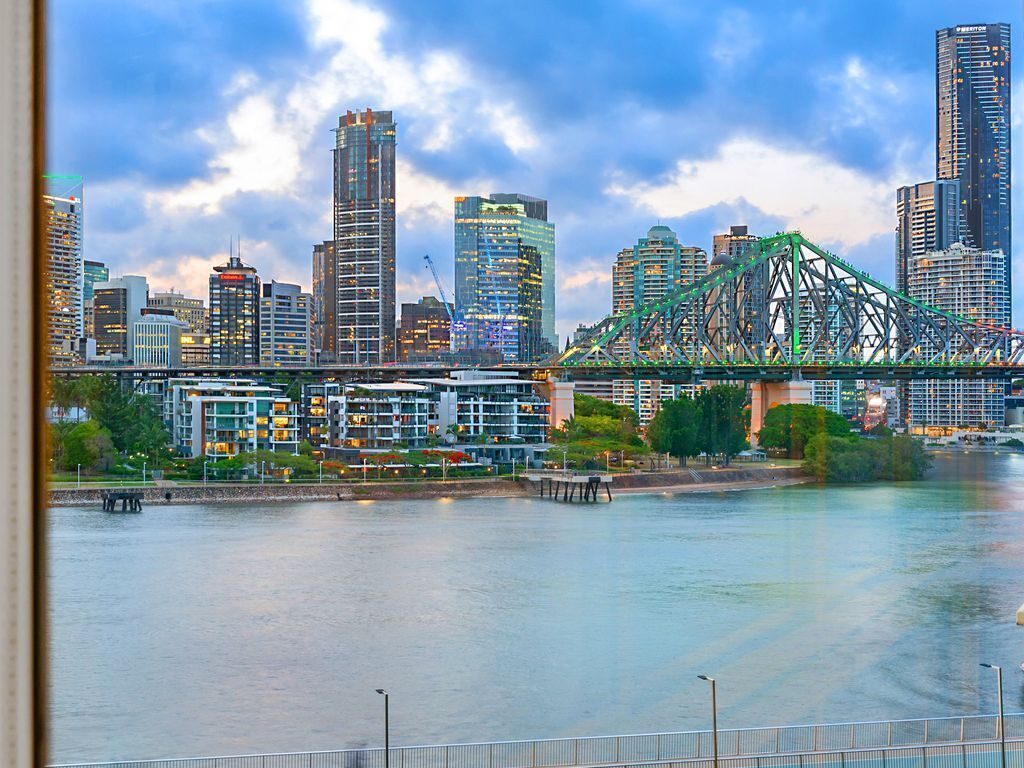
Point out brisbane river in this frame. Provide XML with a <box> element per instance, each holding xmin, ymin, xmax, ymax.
<box><xmin>48</xmin><ymin>453</ymin><xmax>1024</xmax><ymax>763</ymax></box>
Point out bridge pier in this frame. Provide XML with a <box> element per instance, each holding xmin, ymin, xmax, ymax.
<box><xmin>749</xmin><ymin>381</ymin><xmax>813</xmax><ymax>448</ymax></box>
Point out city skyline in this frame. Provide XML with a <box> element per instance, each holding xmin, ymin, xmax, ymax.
<box><xmin>47</xmin><ymin>1</ymin><xmax>1023</xmax><ymax>342</ymax></box>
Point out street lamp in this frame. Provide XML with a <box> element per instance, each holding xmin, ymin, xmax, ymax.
<box><xmin>375</xmin><ymin>688</ymin><xmax>390</xmax><ymax>768</ymax></box>
<box><xmin>981</xmin><ymin>664</ymin><xmax>1006</xmax><ymax>768</ymax></box>
<box><xmin>77</xmin><ymin>463</ymin><xmax>81</xmax><ymax>490</ymax></box>
<box><xmin>697</xmin><ymin>675</ymin><xmax>719</xmax><ymax>768</ymax></box>
<box><xmin>319</xmin><ymin>459</ymin><xmax>323</xmax><ymax>484</ymax></box>
<box><xmin>260</xmin><ymin>460</ymin><xmax>266</xmax><ymax>485</ymax></box>
<box><xmin>142</xmin><ymin>460</ymin><xmax>147</xmax><ymax>485</ymax></box>
<box><xmin>203</xmin><ymin>460</ymin><xmax>208</xmax><ymax>486</ymax></box>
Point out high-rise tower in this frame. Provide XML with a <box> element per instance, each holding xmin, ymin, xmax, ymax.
<box><xmin>895</xmin><ymin>180</ymin><xmax>961</xmax><ymax>294</ymax></box>
<box><xmin>331</xmin><ymin>109</ymin><xmax>396</xmax><ymax>364</ymax></box>
<box><xmin>209</xmin><ymin>253</ymin><xmax>260</xmax><ymax>366</ymax></box>
<box><xmin>936</xmin><ymin>24</ymin><xmax>1012</xmax><ymax>303</ymax></box>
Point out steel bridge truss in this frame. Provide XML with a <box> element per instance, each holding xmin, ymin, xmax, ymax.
<box><xmin>557</xmin><ymin>232</ymin><xmax>1024</xmax><ymax>377</ymax></box>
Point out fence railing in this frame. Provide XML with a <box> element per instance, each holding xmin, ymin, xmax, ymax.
<box><xmin>51</xmin><ymin>713</ymin><xmax>1024</xmax><ymax>768</ymax></box>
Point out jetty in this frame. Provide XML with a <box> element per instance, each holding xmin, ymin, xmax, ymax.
<box><xmin>525</xmin><ymin>473</ymin><xmax>613</xmax><ymax>502</ymax></box>
<box><xmin>101</xmin><ymin>491</ymin><xmax>143</xmax><ymax>512</ymax></box>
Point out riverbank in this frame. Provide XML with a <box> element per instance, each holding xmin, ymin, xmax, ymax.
<box><xmin>47</xmin><ymin>465</ymin><xmax>809</xmax><ymax>506</ymax></box>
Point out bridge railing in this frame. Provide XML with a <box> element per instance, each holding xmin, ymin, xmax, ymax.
<box><xmin>50</xmin><ymin>714</ymin><xmax>1024</xmax><ymax>768</ymax></box>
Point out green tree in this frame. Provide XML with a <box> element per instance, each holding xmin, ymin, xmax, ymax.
<box><xmin>647</xmin><ymin>396</ymin><xmax>699</xmax><ymax>465</ymax></box>
<box><xmin>695</xmin><ymin>385</ymin><xmax>749</xmax><ymax>465</ymax></box>
<box><xmin>1002</xmin><ymin>438</ymin><xmax>1024</xmax><ymax>450</ymax></box>
<box><xmin>866</xmin><ymin>423</ymin><xmax>893</xmax><ymax>437</ymax></box>
<box><xmin>757</xmin><ymin>403</ymin><xmax>854</xmax><ymax>458</ymax></box>
<box><xmin>802</xmin><ymin>433</ymin><xmax>932</xmax><ymax>482</ymax></box>
<box><xmin>61</xmin><ymin>420</ymin><xmax>116</xmax><ymax>471</ymax></box>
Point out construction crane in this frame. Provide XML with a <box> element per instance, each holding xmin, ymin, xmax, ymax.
<box><xmin>423</xmin><ymin>254</ymin><xmax>461</xmax><ymax>349</ymax></box>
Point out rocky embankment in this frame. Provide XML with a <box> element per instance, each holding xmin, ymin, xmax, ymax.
<box><xmin>48</xmin><ymin>465</ymin><xmax>807</xmax><ymax>507</ymax></box>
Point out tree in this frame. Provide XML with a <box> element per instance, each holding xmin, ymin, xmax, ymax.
<box><xmin>803</xmin><ymin>433</ymin><xmax>932</xmax><ymax>482</ymax></box>
<box><xmin>866</xmin><ymin>423</ymin><xmax>893</xmax><ymax>437</ymax></box>
<box><xmin>695</xmin><ymin>385</ymin><xmax>749</xmax><ymax>465</ymax></box>
<box><xmin>1002</xmin><ymin>438</ymin><xmax>1024</xmax><ymax>450</ymax></box>
<box><xmin>647</xmin><ymin>396</ymin><xmax>699</xmax><ymax>465</ymax></box>
<box><xmin>757</xmin><ymin>403</ymin><xmax>854</xmax><ymax>458</ymax></box>
<box><xmin>61</xmin><ymin>420</ymin><xmax>116</xmax><ymax>472</ymax></box>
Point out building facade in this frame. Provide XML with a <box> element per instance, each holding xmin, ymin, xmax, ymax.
<box><xmin>92</xmin><ymin>275</ymin><xmax>149</xmax><ymax>360</ymax></box>
<box><xmin>180</xmin><ymin>333</ymin><xmax>211</xmax><ymax>366</ymax></box>
<box><xmin>259</xmin><ymin>281</ymin><xmax>312</xmax><ymax>366</ymax></box>
<box><xmin>133</xmin><ymin>309</ymin><xmax>187</xmax><ymax>367</ymax></box>
<box><xmin>610</xmin><ymin>225</ymin><xmax>708</xmax><ymax>423</ymax></box>
<box><xmin>414</xmin><ymin>371</ymin><xmax>550</xmax><ymax>443</ymax></box>
<box><xmin>710</xmin><ymin>225</ymin><xmax>759</xmax><ymax>270</ymax></box>
<box><xmin>149</xmin><ymin>291</ymin><xmax>208</xmax><ymax>335</ymax></box>
<box><xmin>209</xmin><ymin>254</ymin><xmax>260</xmax><ymax>366</ymax></box>
<box><xmin>326</xmin><ymin>383</ymin><xmax>433</xmax><ymax>450</ymax></box>
<box><xmin>398</xmin><ymin>296</ymin><xmax>452</xmax><ymax>362</ymax></box>
<box><xmin>454</xmin><ymin>194</ymin><xmax>553</xmax><ymax>363</ymax></box>
<box><xmin>83</xmin><ymin>260</ymin><xmax>107</xmax><ymax>301</ymax></box>
<box><xmin>936</xmin><ymin>24</ymin><xmax>1012</xmax><ymax>302</ymax></box>
<box><xmin>164</xmin><ymin>378</ymin><xmax>299</xmax><ymax>458</ymax></box>
<box><xmin>44</xmin><ymin>193</ymin><xmax>83</xmax><ymax>364</ymax></box>
<box><xmin>907</xmin><ymin>243</ymin><xmax>1010</xmax><ymax>431</ymax></box>
<box><xmin>311</xmin><ymin>240</ymin><xmax>332</xmax><ymax>359</ymax></box>
<box><xmin>895</xmin><ymin>180</ymin><xmax>961</xmax><ymax>294</ymax></box>
<box><xmin>330</xmin><ymin>109</ymin><xmax>396</xmax><ymax>364</ymax></box>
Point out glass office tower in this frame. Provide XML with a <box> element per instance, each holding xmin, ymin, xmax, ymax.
<box><xmin>454</xmin><ymin>195</ymin><xmax>552</xmax><ymax>363</ymax></box>
<box><xmin>209</xmin><ymin>254</ymin><xmax>260</xmax><ymax>366</ymax></box>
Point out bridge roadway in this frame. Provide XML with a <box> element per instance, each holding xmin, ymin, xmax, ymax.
<box><xmin>50</xmin><ymin>713</ymin><xmax>1024</xmax><ymax>768</ymax></box>
<box><xmin>49</xmin><ymin>362</ymin><xmax>1024</xmax><ymax>384</ymax></box>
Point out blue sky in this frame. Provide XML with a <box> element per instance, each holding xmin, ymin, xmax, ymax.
<box><xmin>47</xmin><ymin>0</ymin><xmax>1024</xmax><ymax>340</ymax></box>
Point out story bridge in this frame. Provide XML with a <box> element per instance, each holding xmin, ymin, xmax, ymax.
<box><xmin>553</xmin><ymin>232</ymin><xmax>1024</xmax><ymax>432</ymax></box>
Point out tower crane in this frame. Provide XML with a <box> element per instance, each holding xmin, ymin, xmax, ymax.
<box><xmin>423</xmin><ymin>254</ymin><xmax>461</xmax><ymax>350</ymax></box>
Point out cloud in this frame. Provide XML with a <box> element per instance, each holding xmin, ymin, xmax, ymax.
<box><xmin>560</xmin><ymin>266</ymin><xmax>611</xmax><ymax>291</ymax></box>
<box><xmin>146</xmin><ymin>0</ymin><xmax>536</xmax><ymax>217</ymax></box>
<box><xmin>397</xmin><ymin>159</ymin><xmax>491</xmax><ymax>229</ymax></box>
<box><xmin>605</xmin><ymin>137</ymin><xmax>901</xmax><ymax>251</ymax></box>
<box><xmin>709</xmin><ymin>8</ymin><xmax>760</xmax><ymax>67</ymax></box>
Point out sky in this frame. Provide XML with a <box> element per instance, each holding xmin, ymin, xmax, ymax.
<box><xmin>47</xmin><ymin>0</ymin><xmax>1024</xmax><ymax>342</ymax></box>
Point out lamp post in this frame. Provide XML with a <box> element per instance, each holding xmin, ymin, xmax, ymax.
<box><xmin>319</xmin><ymin>460</ymin><xmax>323</xmax><ymax>484</ymax></box>
<box><xmin>77</xmin><ymin>463</ymin><xmax>81</xmax><ymax>490</ymax></box>
<box><xmin>375</xmin><ymin>688</ymin><xmax>390</xmax><ymax>768</ymax></box>
<box><xmin>203</xmin><ymin>460</ymin><xmax>208</xmax><ymax>486</ymax></box>
<box><xmin>511</xmin><ymin>457</ymin><xmax>516</xmax><ymax>481</ymax></box>
<box><xmin>142</xmin><ymin>460</ymin><xmax>147</xmax><ymax>485</ymax></box>
<box><xmin>981</xmin><ymin>664</ymin><xmax>1006</xmax><ymax>768</ymax></box>
<box><xmin>260</xmin><ymin>460</ymin><xmax>266</xmax><ymax>485</ymax></box>
<box><xmin>605</xmin><ymin>451</ymin><xmax>610</xmax><ymax>472</ymax></box>
<box><xmin>697</xmin><ymin>675</ymin><xmax>719</xmax><ymax>768</ymax></box>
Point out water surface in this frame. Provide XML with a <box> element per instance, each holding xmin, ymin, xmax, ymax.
<box><xmin>48</xmin><ymin>453</ymin><xmax>1024</xmax><ymax>762</ymax></box>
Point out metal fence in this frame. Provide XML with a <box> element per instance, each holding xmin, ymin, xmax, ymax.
<box><xmin>52</xmin><ymin>714</ymin><xmax>1024</xmax><ymax>768</ymax></box>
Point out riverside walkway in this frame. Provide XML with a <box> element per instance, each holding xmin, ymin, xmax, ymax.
<box><xmin>52</xmin><ymin>713</ymin><xmax>1024</xmax><ymax>768</ymax></box>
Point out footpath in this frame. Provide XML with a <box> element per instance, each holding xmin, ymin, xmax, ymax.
<box><xmin>48</xmin><ymin>465</ymin><xmax>808</xmax><ymax>507</ymax></box>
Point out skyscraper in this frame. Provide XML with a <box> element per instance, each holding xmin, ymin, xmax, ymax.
<box><xmin>311</xmin><ymin>240</ymin><xmax>333</xmax><ymax>359</ymax></box>
<box><xmin>710</xmin><ymin>225</ymin><xmax>759</xmax><ymax>271</ymax></box>
<box><xmin>209</xmin><ymin>254</ymin><xmax>260</xmax><ymax>366</ymax></box>
<box><xmin>149</xmin><ymin>290</ymin><xmax>208</xmax><ymax>335</ymax></box>
<box><xmin>83</xmin><ymin>260</ymin><xmax>108</xmax><ymax>301</ymax></box>
<box><xmin>331</xmin><ymin>109</ymin><xmax>396</xmax><ymax>364</ymax></box>
<box><xmin>259</xmin><ymin>281</ymin><xmax>312</xmax><ymax>366</ymax></box>
<box><xmin>489</xmin><ymin>193</ymin><xmax>556</xmax><ymax>350</ymax></box>
<box><xmin>895</xmin><ymin>180</ymin><xmax>961</xmax><ymax>293</ymax></box>
<box><xmin>93</xmin><ymin>275</ymin><xmax>149</xmax><ymax>360</ymax></box>
<box><xmin>43</xmin><ymin>193</ymin><xmax>83</xmax><ymax>363</ymax></box>
<box><xmin>454</xmin><ymin>195</ymin><xmax>552</xmax><ymax>363</ymax></box>
<box><xmin>936</xmin><ymin>24</ymin><xmax>1012</xmax><ymax>301</ymax></box>
<box><xmin>907</xmin><ymin>243</ymin><xmax>1009</xmax><ymax>431</ymax></box>
<box><xmin>610</xmin><ymin>225</ymin><xmax>708</xmax><ymax>424</ymax></box>
<box><xmin>398</xmin><ymin>296</ymin><xmax>452</xmax><ymax>362</ymax></box>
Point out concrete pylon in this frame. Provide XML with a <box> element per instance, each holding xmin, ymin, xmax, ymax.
<box><xmin>749</xmin><ymin>381</ymin><xmax>813</xmax><ymax>447</ymax></box>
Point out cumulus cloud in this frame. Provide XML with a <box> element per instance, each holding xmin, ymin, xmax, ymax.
<box><xmin>605</xmin><ymin>137</ymin><xmax>903</xmax><ymax>251</ymax></box>
<box><xmin>147</xmin><ymin>0</ymin><xmax>534</xmax><ymax>219</ymax></box>
<box><xmin>560</xmin><ymin>266</ymin><xmax>611</xmax><ymax>291</ymax></box>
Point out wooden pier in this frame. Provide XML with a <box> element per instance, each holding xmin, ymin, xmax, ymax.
<box><xmin>101</xmin><ymin>491</ymin><xmax>143</xmax><ymax>512</ymax></box>
<box><xmin>525</xmin><ymin>473</ymin><xmax>613</xmax><ymax>503</ymax></box>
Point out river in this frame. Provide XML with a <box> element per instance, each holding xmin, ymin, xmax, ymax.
<box><xmin>47</xmin><ymin>453</ymin><xmax>1024</xmax><ymax>763</ymax></box>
